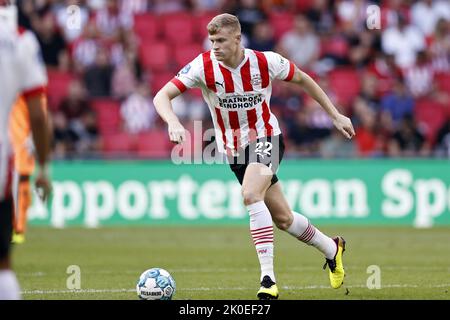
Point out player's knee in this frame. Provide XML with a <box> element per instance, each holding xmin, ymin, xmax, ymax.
<box><xmin>242</xmin><ymin>189</ymin><xmax>264</xmax><ymax>206</ymax></box>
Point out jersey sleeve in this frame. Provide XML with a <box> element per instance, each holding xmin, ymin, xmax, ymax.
<box><xmin>17</xmin><ymin>31</ymin><xmax>48</xmax><ymax>99</ymax></box>
<box><xmin>265</xmin><ymin>51</ymin><xmax>296</xmax><ymax>82</ymax></box>
<box><xmin>170</xmin><ymin>54</ymin><xmax>203</xmax><ymax>93</ymax></box>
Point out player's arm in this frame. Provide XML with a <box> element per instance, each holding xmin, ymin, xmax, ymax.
<box><xmin>153</xmin><ymin>82</ymin><xmax>186</xmax><ymax>144</ymax></box>
<box><xmin>25</xmin><ymin>93</ymin><xmax>52</xmax><ymax>201</ymax></box>
<box><xmin>290</xmin><ymin>67</ymin><xmax>355</xmax><ymax>139</ymax></box>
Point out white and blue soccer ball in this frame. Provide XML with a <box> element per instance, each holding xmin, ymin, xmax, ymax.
<box><xmin>136</xmin><ymin>268</ymin><xmax>176</xmax><ymax>300</ymax></box>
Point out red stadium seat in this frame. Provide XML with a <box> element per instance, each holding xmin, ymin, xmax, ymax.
<box><xmin>269</xmin><ymin>12</ymin><xmax>295</xmax><ymax>40</ymax></box>
<box><xmin>150</xmin><ymin>72</ymin><xmax>174</xmax><ymax>96</ymax></box>
<box><xmin>194</xmin><ymin>11</ymin><xmax>220</xmax><ymax>40</ymax></box>
<box><xmin>295</xmin><ymin>0</ymin><xmax>314</xmax><ymax>12</ymax></box>
<box><xmin>91</xmin><ymin>99</ymin><xmax>122</xmax><ymax>134</ymax></box>
<box><xmin>102</xmin><ymin>132</ymin><xmax>136</xmax><ymax>155</ymax></box>
<box><xmin>139</xmin><ymin>41</ymin><xmax>171</xmax><ymax>72</ymax></box>
<box><xmin>133</xmin><ymin>13</ymin><xmax>159</xmax><ymax>42</ymax></box>
<box><xmin>320</xmin><ymin>36</ymin><xmax>350</xmax><ymax>58</ymax></box>
<box><xmin>46</xmin><ymin>70</ymin><xmax>76</xmax><ymax>111</ymax></box>
<box><xmin>160</xmin><ymin>12</ymin><xmax>195</xmax><ymax>45</ymax></box>
<box><xmin>136</xmin><ymin>130</ymin><xmax>173</xmax><ymax>158</ymax></box>
<box><xmin>328</xmin><ymin>68</ymin><xmax>361</xmax><ymax>109</ymax></box>
<box><xmin>435</xmin><ymin>72</ymin><xmax>450</xmax><ymax>94</ymax></box>
<box><xmin>174</xmin><ymin>43</ymin><xmax>203</xmax><ymax>69</ymax></box>
<box><xmin>414</xmin><ymin>98</ymin><xmax>448</xmax><ymax>144</ymax></box>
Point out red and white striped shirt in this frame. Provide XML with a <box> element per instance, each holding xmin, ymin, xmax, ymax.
<box><xmin>171</xmin><ymin>49</ymin><xmax>295</xmax><ymax>154</ymax></box>
<box><xmin>0</xmin><ymin>26</ymin><xmax>47</xmax><ymax>200</ymax></box>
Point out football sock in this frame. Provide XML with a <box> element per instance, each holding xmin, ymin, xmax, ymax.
<box><xmin>247</xmin><ymin>201</ymin><xmax>275</xmax><ymax>283</ymax></box>
<box><xmin>0</xmin><ymin>270</ymin><xmax>21</xmax><ymax>300</ymax></box>
<box><xmin>14</xmin><ymin>179</ymin><xmax>31</xmax><ymax>234</ymax></box>
<box><xmin>286</xmin><ymin>211</ymin><xmax>337</xmax><ymax>259</ymax></box>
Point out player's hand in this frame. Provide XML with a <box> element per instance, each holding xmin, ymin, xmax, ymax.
<box><xmin>35</xmin><ymin>169</ymin><xmax>52</xmax><ymax>203</ymax></box>
<box><xmin>333</xmin><ymin>114</ymin><xmax>355</xmax><ymax>139</ymax></box>
<box><xmin>168</xmin><ymin>121</ymin><xmax>186</xmax><ymax>144</ymax></box>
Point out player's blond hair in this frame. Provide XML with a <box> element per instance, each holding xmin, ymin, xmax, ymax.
<box><xmin>207</xmin><ymin>13</ymin><xmax>241</xmax><ymax>35</ymax></box>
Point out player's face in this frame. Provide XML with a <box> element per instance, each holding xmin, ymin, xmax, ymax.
<box><xmin>209</xmin><ymin>27</ymin><xmax>241</xmax><ymax>62</ymax></box>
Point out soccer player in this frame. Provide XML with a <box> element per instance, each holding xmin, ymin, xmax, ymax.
<box><xmin>153</xmin><ymin>13</ymin><xmax>355</xmax><ymax>299</ymax></box>
<box><xmin>9</xmin><ymin>96</ymin><xmax>48</xmax><ymax>244</ymax></box>
<box><xmin>0</xmin><ymin>1</ymin><xmax>51</xmax><ymax>299</ymax></box>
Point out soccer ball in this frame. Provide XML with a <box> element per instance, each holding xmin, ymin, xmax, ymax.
<box><xmin>136</xmin><ymin>268</ymin><xmax>176</xmax><ymax>300</ymax></box>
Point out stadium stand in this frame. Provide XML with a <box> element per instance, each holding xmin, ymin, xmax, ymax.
<box><xmin>17</xmin><ymin>0</ymin><xmax>450</xmax><ymax>159</ymax></box>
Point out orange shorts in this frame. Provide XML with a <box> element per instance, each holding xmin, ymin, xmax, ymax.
<box><xmin>9</xmin><ymin>97</ymin><xmax>35</xmax><ymax>175</ymax></box>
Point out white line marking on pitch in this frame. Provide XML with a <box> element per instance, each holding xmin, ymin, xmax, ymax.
<box><xmin>18</xmin><ymin>266</ymin><xmax>450</xmax><ymax>277</ymax></box>
<box><xmin>21</xmin><ymin>283</ymin><xmax>450</xmax><ymax>295</ymax></box>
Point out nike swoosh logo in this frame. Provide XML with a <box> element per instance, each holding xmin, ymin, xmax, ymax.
<box><xmin>215</xmin><ymin>81</ymin><xmax>224</xmax><ymax>88</ymax></box>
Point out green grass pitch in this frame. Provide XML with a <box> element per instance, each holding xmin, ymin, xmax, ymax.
<box><xmin>13</xmin><ymin>225</ymin><xmax>450</xmax><ymax>300</ymax></box>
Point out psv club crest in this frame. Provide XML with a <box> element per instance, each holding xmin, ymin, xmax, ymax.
<box><xmin>250</xmin><ymin>74</ymin><xmax>262</xmax><ymax>86</ymax></box>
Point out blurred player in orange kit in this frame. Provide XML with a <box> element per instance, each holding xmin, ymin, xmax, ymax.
<box><xmin>9</xmin><ymin>96</ymin><xmax>49</xmax><ymax>244</ymax></box>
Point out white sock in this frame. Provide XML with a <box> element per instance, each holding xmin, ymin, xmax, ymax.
<box><xmin>247</xmin><ymin>201</ymin><xmax>275</xmax><ymax>283</ymax></box>
<box><xmin>0</xmin><ymin>270</ymin><xmax>21</xmax><ymax>300</ymax></box>
<box><xmin>286</xmin><ymin>211</ymin><xmax>337</xmax><ymax>259</ymax></box>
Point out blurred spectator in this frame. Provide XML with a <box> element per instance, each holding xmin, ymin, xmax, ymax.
<box><xmin>286</xmin><ymin>109</ymin><xmax>318</xmax><ymax>156</ymax></box>
<box><xmin>285</xmin><ymin>76</ymin><xmax>335</xmax><ymax>155</ymax></box>
<box><xmin>72</xmin><ymin>20</ymin><xmax>102</xmax><ymax>72</ymax></box>
<box><xmin>95</xmin><ymin>0</ymin><xmax>133</xmax><ymax>40</ymax></box>
<box><xmin>70</xmin><ymin>110</ymin><xmax>101</xmax><ymax>156</ymax></box>
<box><xmin>337</xmin><ymin>0</ymin><xmax>372</xmax><ymax>32</ymax></box>
<box><xmin>230</xmin><ymin>0</ymin><xmax>267</xmax><ymax>39</ymax></box>
<box><xmin>353</xmin><ymin>73</ymin><xmax>379</xmax><ymax>115</ymax></box>
<box><xmin>112</xmin><ymin>51</ymin><xmax>139</xmax><ymax>98</ymax></box>
<box><xmin>411</xmin><ymin>0</ymin><xmax>450</xmax><ymax>37</ymax></box>
<box><xmin>429</xmin><ymin>18</ymin><xmax>450</xmax><ymax>73</ymax></box>
<box><xmin>52</xmin><ymin>112</ymin><xmax>78</xmax><ymax>159</ymax></box>
<box><xmin>249</xmin><ymin>21</ymin><xmax>275</xmax><ymax>52</ymax></box>
<box><xmin>119</xmin><ymin>0</ymin><xmax>149</xmax><ymax>15</ymax></box>
<box><xmin>305</xmin><ymin>0</ymin><xmax>334</xmax><ymax>34</ymax></box>
<box><xmin>152</xmin><ymin>0</ymin><xmax>187</xmax><ymax>14</ymax></box>
<box><xmin>317</xmin><ymin>30</ymin><xmax>350</xmax><ymax>69</ymax></box>
<box><xmin>354</xmin><ymin>106</ymin><xmax>379</xmax><ymax>157</ymax></box>
<box><xmin>34</xmin><ymin>12</ymin><xmax>69</xmax><ymax>70</ymax></box>
<box><xmin>380</xmin><ymin>77</ymin><xmax>414</xmax><ymax>126</ymax></box>
<box><xmin>191</xmin><ymin>0</ymin><xmax>224</xmax><ymax>12</ymax></box>
<box><xmin>277</xmin><ymin>14</ymin><xmax>320</xmax><ymax>70</ymax></box>
<box><xmin>319</xmin><ymin>128</ymin><xmax>356</xmax><ymax>158</ymax></box>
<box><xmin>120</xmin><ymin>83</ymin><xmax>156</xmax><ymax>134</ymax></box>
<box><xmin>17</xmin><ymin>0</ymin><xmax>37</xmax><ymax>30</ymax></box>
<box><xmin>87</xmin><ymin>0</ymin><xmax>107</xmax><ymax>11</ymax></box>
<box><xmin>110</xmin><ymin>29</ymin><xmax>141</xmax><ymax>75</ymax></box>
<box><xmin>347</xmin><ymin>29</ymin><xmax>377</xmax><ymax>69</ymax></box>
<box><xmin>380</xmin><ymin>0</ymin><xmax>409</xmax><ymax>29</ymax></box>
<box><xmin>84</xmin><ymin>47</ymin><xmax>114</xmax><ymax>97</ymax></box>
<box><xmin>387</xmin><ymin>115</ymin><xmax>430</xmax><ymax>157</ymax></box>
<box><xmin>111</xmin><ymin>29</ymin><xmax>142</xmax><ymax>98</ymax></box>
<box><xmin>366</xmin><ymin>52</ymin><xmax>402</xmax><ymax>97</ymax></box>
<box><xmin>382</xmin><ymin>13</ymin><xmax>425</xmax><ymax>69</ymax></box>
<box><xmin>59</xmin><ymin>80</ymin><xmax>92</xmax><ymax>121</ymax></box>
<box><xmin>182</xmin><ymin>93</ymin><xmax>208</xmax><ymax>121</ymax></box>
<box><xmin>404</xmin><ymin>50</ymin><xmax>434</xmax><ymax>98</ymax></box>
